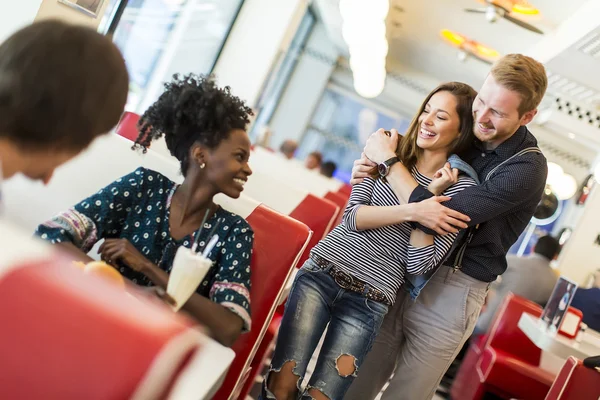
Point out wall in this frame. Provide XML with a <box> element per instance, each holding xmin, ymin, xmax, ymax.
<box><xmin>556</xmin><ymin>184</ymin><xmax>600</xmax><ymax>285</ymax></box>
<box><xmin>0</xmin><ymin>0</ymin><xmax>110</xmax><ymax>45</ymax></box>
<box><xmin>0</xmin><ymin>0</ymin><xmax>43</xmax><ymax>43</ymax></box>
<box><xmin>35</xmin><ymin>0</ymin><xmax>110</xmax><ymax>28</ymax></box>
<box><xmin>211</xmin><ymin>0</ymin><xmax>308</xmax><ymax>108</ymax></box>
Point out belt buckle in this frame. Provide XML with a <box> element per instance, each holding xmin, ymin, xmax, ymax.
<box><xmin>333</xmin><ymin>269</ymin><xmax>353</xmax><ymax>290</ymax></box>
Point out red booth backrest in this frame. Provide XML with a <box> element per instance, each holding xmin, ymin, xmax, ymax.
<box><xmin>0</xmin><ymin>258</ymin><xmax>203</xmax><ymax>400</ymax></box>
<box><xmin>545</xmin><ymin>356</ymin><xmax>600</xmax><ymax>400</ymax></box>
<box><xmin>338</xmin><ymin>183</ymin><xmax>352</xmax><ymax>197</ymax></box>
<box><xmin>211</xmin><ymin>195</ymin><xmax>312</xmax><ymax>400</ymax></box>
<box><xmin>115</xmin><ymin>111</ymin><xmax>141</xmax><ymax>142</ymax></box>
<box><xmin>485</xmin><ymin>293</ymin><xmax>543</xmax><ymax>366</ymax></box>
<box><xmin>324</xmin><ymin>191</ymin><xmax>348</xmax><ymax>227</ymax></box>
<box><xmin>290</xmin><ymin>194</ymin><xmax>338</xmax><ymax>267</ymax></box>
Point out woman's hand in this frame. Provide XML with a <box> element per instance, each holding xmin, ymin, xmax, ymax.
<box><xmin>364</xmin><ymin>128</ymin><xmax>399</xmax><ymax>164</ymax></box>
<box><xmin>99</xmin><ymin>238</ymin><xmax>152</xmax><ymax>273</ymax></box>
<box><xmin>139</xmin><ymin>286</ymin><xmax>177</xmax><ymax>307</ymax></box>
<box><xmin>428</xmin><ymin>162</ymin><xmax>458</xmax><ymax>196</ymax></box>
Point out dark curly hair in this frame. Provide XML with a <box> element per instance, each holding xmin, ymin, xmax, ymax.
<box><xmin>134</xmin><ymin>74</ymin><xmax>253</xmax><ymax>175</ymax></box>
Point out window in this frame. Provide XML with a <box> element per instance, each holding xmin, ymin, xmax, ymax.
<box><xmin>99</xmin><ymin>0</ymin><xmax>243</xmax><ymax>111</ymax></box>
<box><xmin>250</xmin><ymin>9</ymin><xmax>316</xmax><ymax>140</ymax></box>
<box><xmin>298</xmin><ymin>87</ymin><xmax>409</xmax><ymax>182</ymax></box>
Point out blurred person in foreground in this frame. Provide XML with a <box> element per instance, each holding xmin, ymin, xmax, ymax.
<box><xmin>0</xmin><ymin>20</ymin><xmax>128</xmax><ymax>185</ymax></box>
<box><xmin>474</xmin><ymin>235</ymin><xmax>560</xmax><ymax>335</ymax></box>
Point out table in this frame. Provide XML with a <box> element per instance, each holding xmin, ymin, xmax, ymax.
<box><xmin>168</xmin><ymin>334</ymin><xmax>235</xmax><ymax>400</ymax></box>
<box><xmin>519</xmin><ymin>312</ymin><xmax>600</xmax><ymax>374</ymax></box>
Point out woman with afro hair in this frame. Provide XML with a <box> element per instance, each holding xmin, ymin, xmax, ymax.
<box><xmin>36</xmin><ymin>74</ymin><xmax>254</xmax><ymax>347</ymax></box>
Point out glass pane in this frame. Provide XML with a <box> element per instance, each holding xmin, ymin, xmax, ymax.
<box><xmin>250</xmin><ymin>10</ymin><xmax>316</xmax><ymax>140</ymax></box>
<box><xmin>103</xmin><ymin>0</ymin><xmax>242</xmax><ymax>111</ymax></box>
<box><xmin>298</xmin><ymin>88</ymin><xmax>410</xmax><ymax>182</ymax></box>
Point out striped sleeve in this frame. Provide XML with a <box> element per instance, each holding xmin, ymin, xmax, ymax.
<box><xmin>342</xmin><ymin>177</ymin><xmax>376</xmax><ymax>232</ymax></box>
<box><xmin>406</xmin><ymin>175</ymin><xmax>477</xmax><ymax>275</ymax></box>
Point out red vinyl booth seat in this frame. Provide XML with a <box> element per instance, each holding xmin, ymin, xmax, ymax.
<box><xmin>0</xmin><ymin>258</ymin><xmax>202</xmax><ymax>400</ymax></box>
<box><xmin>338</xmin><ymin>184</ymin><xmax>352</xmax><ymax>197</ymax></box>
<box><xmin>290</xmin><ymin>194</ymin><xmax>338</xmax><ymax>267</ymax></box>
<box><xmin>233</xmin><ymin>194</ymin><xmax>337</xmax><ymax>400</ymax></box>
<box><xmin>545</xmin><ymin>357</ymin><xmax>600</xmax><ymax>400</ymax></box>
<box><xmin>451</xmin><ymin>293</ymin><xmax>555</xmax><ymax>400</ymax></box>
<box><xmin>211</xmin><ymin>196</ymin><xmax>312</xmax><ymax>400</ymax></box>
<box><xmin>115</xmin><ymin>111</ymin><xmax>141</xmax><ymax>142</ymax></box>
<box><xmin>324</xmin><ymin>191</ymin><xmax>348</xmax><ymax>228</ymax></box>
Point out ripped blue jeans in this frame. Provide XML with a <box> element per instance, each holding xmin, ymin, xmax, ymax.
<box><xmin>260</xmin><ymin>258</ymin><xmax>389</xmax><ymax>400</ymax></box>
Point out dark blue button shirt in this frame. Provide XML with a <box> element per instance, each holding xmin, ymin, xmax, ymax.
<box><xmin>409</xmin><ymin>126</ymin><xmax>548</xmax><ymax>282</ymax></box>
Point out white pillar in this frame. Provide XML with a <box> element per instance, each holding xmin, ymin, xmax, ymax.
<box><xmin>0</xmin><ymin>0</ymin><xmax>43</xmax><ymax>43</ymax></box>
<box><xmin>212</xmin><ymin>0</ymin><xmax>308</xmax><ymax>108</ymax></box>
<box><xmin>35</xmin><ymin>0</ymin><xmax>111</xmax><ymax>28</ymax></box>
<box><xmin>556</xmin><ymin>164</ymin><xmax>600</xmax><ymax>284</ymax></box>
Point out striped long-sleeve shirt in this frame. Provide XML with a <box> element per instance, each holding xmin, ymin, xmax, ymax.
<box><xmin>311</xmin><ymin>168</ymin><xmax>477</xmax><ymax>305</ymax></box>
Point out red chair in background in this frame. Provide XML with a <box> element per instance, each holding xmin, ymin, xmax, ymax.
<box><xmin>241</xmin><ymin>171</ymin><xmax>339</xmax><ymax>269</ymax></box>
<box><xmin>115</xmin><ymin>111</ymin><xmax>141</xmax><ymax>142</ymax></box>
<box><xmin>211</xmin><ymin>194</ymin><xmax>312</xmax><ymax>400</ymax></box>
<box><xmin>451</xmin><ymin>293</ymin><xmax>555</xmax><ymax>400</ymax></box>
<box><xmin>338</xmin><ymin>183</ymin><xmax>352</xmax><ymax>197</ymax></box>
<box><xmin>324</xmin><ymin>191</ymin><xmax>348</xmax><ymax>228</ymax></box>
<box><xmin>545</xmin><ymin>356</ymin><xmax>600</xmax><ymax>400</ymax></box>
<box><xmin>290</xmin><ymin>194</ymin><xmax>338</xmax><ymax>267</ymax></box>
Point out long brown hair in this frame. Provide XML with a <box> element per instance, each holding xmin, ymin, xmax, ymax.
<box><xmin>371</xmin><ymin>82</ymin><xmax>477</xmax><ymax>177</ymax></box>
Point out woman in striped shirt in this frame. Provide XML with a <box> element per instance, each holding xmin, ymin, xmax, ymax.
<box><xmin>261</xmin><ymin>82</ymin><xmax>478</xmax><ymax>400</ymax></box>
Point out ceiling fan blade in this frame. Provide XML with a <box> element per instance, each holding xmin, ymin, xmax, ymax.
<box><xmin>504</xmin><ymin>14</ymin><xmax>544</xmax><ymax>34</ymax></box>
<box><xmin>464</xmin><ymin>7</ymin><xmax>487</xmax><ymax>13</ymax></box>
<box><xmin>470</xmin><ymin>51</ymin><xmax>494</xmax><ymax>65</ymax></box>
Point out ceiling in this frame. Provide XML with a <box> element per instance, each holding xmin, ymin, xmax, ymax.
<box><xmin>316</xmin><ymin>0</ymin><xmax>591</xmax><ymax>88</ymax></box>
<box><xmin>314</xmin><ymin>0</ymin><xmax>600</xmax><ymax>167</ymax></box>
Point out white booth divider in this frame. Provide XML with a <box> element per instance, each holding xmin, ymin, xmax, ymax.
<box><xmin>250</xmin><ymin>147</ymin><xmax>343</xmax><ymax>197</ymax></box>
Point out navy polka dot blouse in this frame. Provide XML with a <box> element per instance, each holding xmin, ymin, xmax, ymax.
<box><xmin>36</xmin><ymin>167</ymin><xmax>253</xmax><ymax>331</ymax></box>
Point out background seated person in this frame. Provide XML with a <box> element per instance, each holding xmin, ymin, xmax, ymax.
<box><xmin>279</xmin><ymin>139</ymin><xmax>298</xmax><ymax>160</ymax></box>
<box><xmin>320</xmin><ymin>161</ymin><xmax>337</xmax><ymax>178</ymax></box>
<box><xmin>571</xmin><ymin>271</ymin><xmax>600</xmax><ymax>332</ymax></box>
<box><xmin>474</xmin><ymin>235</ymin><xmax>560</xmax><ymax>335</ymax></box>
<box><xmin>36</xmin><ymin>74</ymin><xmax>254</xmax><ymax>347</ymax></box>
<box><xmin>304</xmin><ymin>151</ymin><xmax>322</xmax><ymax>170</ymax></box>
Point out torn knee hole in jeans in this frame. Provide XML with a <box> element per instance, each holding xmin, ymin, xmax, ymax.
<box><xmin>268</xmin><ymin>359</ymin><xmax>303</xmax><ymax>391</ymax></box>
<box><xmin>335</xmin><ymin>354</ymin><xmax>358</xmax><ymax>378</ymax></box>
<box><xmin>307</xmin><ymin>385</ymin><xmax>331</xmax><ymax>400</ymax></box>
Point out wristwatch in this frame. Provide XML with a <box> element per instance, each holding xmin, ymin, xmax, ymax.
<box><xmin>378</xmin><ymin>156</ymin><xmax>400</xmax><ymax>181</ymax></box>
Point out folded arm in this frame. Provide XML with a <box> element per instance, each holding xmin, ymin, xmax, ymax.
<box><xmin>410</xmin><ymin>154</ymin><xmax>547</xmax><ymax>234</ymax></box>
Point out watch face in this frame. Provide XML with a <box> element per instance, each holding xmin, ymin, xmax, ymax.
<box><xmin>378</xmin><ymin>163</ymin><xmax>387</xmax><ymax>176</ymax></box>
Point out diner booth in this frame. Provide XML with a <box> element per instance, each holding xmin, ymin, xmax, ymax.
<box><xmin>0</xmin><ymin>117</ymin><xmax>358</xmax><ymax>397</ymax></box>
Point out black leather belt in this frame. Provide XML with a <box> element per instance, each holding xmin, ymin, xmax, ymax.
<box><xmin>311</xmin><ymin>255</ymin><xmax>391</xmax><ymax>306</ymax></box>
